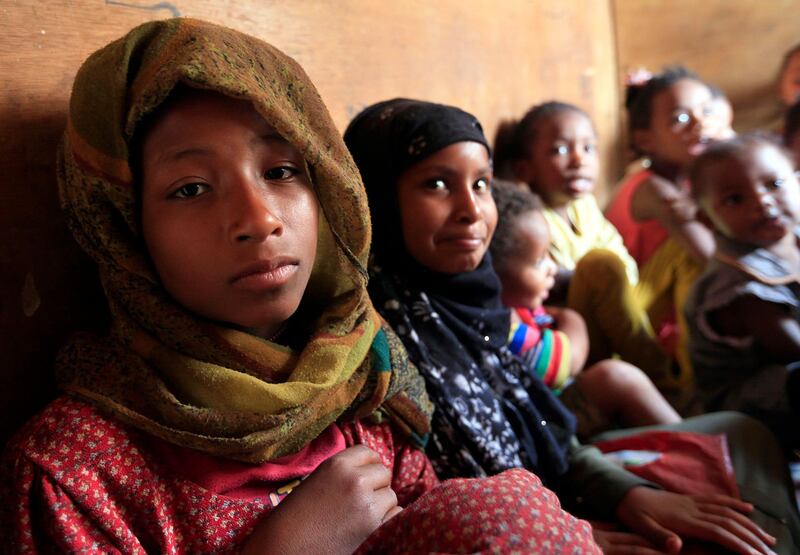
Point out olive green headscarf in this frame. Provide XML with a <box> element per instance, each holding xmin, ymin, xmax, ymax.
<box><xmin>56</xmin><ymin>17</ymin><xmax>431</xmax><ymax>462</ymax></box>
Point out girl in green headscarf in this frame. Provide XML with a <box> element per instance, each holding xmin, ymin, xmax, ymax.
<box><xmin>0</xmin><ymin>18</ymin><xmax>600</xmax><ymax>553</ymax></box>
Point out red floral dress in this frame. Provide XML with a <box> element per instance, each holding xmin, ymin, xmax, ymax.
<box><xmin>1</xmin><ymin>396</ymin><xmax>600</xmax><ymax>554</ymax></box>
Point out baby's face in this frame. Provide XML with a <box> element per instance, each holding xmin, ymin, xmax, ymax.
<box><xmin>497</xmin><ymin>211</ymin><xmax>557</xmax><ymax>309</ymax></box>
<box><xmin>396</xmin><ymin>141</ymin><xmax>496</xmax><ymax>274</ymax></box>
<box><xmin>519</xmin><ymin>110</ymin><xmax>598</xmax><ymax>208</ymax></box>
<box><xmin>140</xmin><ymin>91</ymin><xmax>319</xmax><ymax>339</ymax></box>
<box><xmin>698</xmin><ymin>143</ymin><xmax>800</xmax><ymax>248</ymax></box>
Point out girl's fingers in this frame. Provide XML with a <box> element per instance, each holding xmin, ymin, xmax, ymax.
<box><xmin>696</xmin><ymin>502</ymin><xmax>776</xmax><ymax>545</ymax></box>
<box><xmin>356</xmin><ymin>461</ymin><xmax>393</xmax><ymax>490</ymax></box>
<box><xmin>337</xmin><ymin>444</ymin><xmax>382</xmax><ymax>465</ymax></box>
<box><xmin>626</xmin><ymin>513</ymin><xmax>682</xmax><ymax>554</ymax></box>
<box><xmin>692</xmin><ymin>494</ymin><xmax>753</xmax><ymax>513</ymax></box>
<box><xmin>686</xmin><ymin>515</ymin><xmax>776</xmax><ymax>555</ymax></box>
<box><xmin>373</xmin><ymin>485</ymin><xmax>400</xmax><ymax>520</ymax></box>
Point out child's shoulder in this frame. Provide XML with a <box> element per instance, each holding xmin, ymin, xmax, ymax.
<box><xmin>3</xmin><ymin>395</ymin><xmax>141</xmax><ymax>472</ymax></box>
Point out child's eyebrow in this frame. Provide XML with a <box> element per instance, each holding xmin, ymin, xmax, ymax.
<box><xmin>158</xmin><ymin>146</ymin><xmax>214</xmax><ymax>164</ymax></box>
<box><xmin>251</xmin><ymin>132</ymin><xmax>291</xmax><ymax>148</ymax></box>
<box><xmin>418</xmin><ymin>164</ymin><xmax>492</xmax><ymax>176</ymax></box>
<box><xmin>158</xmin><ymin>132</ymin><xmax>291</xmax><ymax>164</ymax></box>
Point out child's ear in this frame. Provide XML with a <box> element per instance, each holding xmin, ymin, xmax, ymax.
<box><xmin>632</xmin><ymin>129</ymin><xmax>655</xmax><ymax>156</ymax></box>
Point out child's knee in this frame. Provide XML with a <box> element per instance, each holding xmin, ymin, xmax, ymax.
<box><xmin>574</xmin><ymin>249</ymin><xmax>628</xmax><ymax>284</ymax></box>
<box><xmin>588</xmin><ymin>359</ymin><xmax>651</xmax><ymax>391</ymax></box>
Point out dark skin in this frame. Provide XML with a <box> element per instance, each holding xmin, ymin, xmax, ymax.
<box><xmin>630</xmin><ymin>173</ymin><xmax>715</xmax><ymax>265</ymax></box>
<box><xmin>242</xmin><ymin>445</ymin><xmax>401</xmax><ymax>555</ymax></box>
<box><xmin>709</xmin><ymin>294</ymin><xmax>800</xmax><ymax>361</ymax></box>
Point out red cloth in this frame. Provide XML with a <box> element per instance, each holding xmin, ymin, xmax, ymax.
<box><xmin>1</xmin><ymin>395</ymin><xmax>600</xmax><ymax>553</ymax></box>
<box><xmin>605</xmin><ymin>169</ymin><xmax>670</xmax><ymax>267</ymax></box>
<box><xmin>150</xmin><ymin>423</ymin><xmax>346</xmax><ymax>500</ymax></box>
<box><xmin>594</xmin><ymin>430</ymin><xmax>739</xmax><ymax>498</ymax></box>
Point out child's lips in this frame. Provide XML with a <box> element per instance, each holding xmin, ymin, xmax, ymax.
<box><xmin>230</xmin><ymin>258</ymin><xmax>299</xmax><ymax>291</ymax></box>
<box><xmin>564</xmin><ymin>176</ymin><xmax>593</xmax><ymax>194</ymax></box>
<box><xmin>687</xmin><ymin>139</ymin><xmax>710</xmax><ymax>157</ymax></box>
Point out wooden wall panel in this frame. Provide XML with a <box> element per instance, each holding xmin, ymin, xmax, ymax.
<box><xmin>0</xmin><ymin>1</ymin><xmax>618</xmax><ymax>446</ymax></box>
<box><xmin>614</xmin><ymin>0</ymin><xmax>800</xmax><ymax>138</ymax></box>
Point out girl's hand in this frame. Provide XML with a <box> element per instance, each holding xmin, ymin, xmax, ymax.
<box><xmin>616</xmin><ymin>486</ymin><xmax>777</xmax><ymax>555</ymax></box>
<box><xmin>242</xmin><ymin>445</ymin><xmax>400</xmax><ymax>555</ymax></box>
<box><xmin>591</xmin><ymin>528</ymin><xmax>669</xmax><ymax>554</ymax></box>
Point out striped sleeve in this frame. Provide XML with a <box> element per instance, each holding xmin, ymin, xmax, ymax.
<box><xmin>508</xmin><ymin>319</ymin><xmax>572</xmax><ymax>392</ymax></box>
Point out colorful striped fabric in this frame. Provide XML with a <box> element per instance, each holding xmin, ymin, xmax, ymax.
<box><xmin>509</xmin><ymin>307</ymin><xmax>572</xmax><ymax>392</ymax></box>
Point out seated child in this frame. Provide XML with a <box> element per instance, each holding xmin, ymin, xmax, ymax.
<box><xmin>687</xmin><ymin>134</ymin><xmax>800</xmax><ymax>448</ymax></box>
<box><xmin>490</xmin><ymin>179</ymin><xmax>681</xmax><ymax>439</ymax></box>
<box><xmin>605</xmin><ymin>66</ymin><xmax>725</xmax><ymax>384</ymax></box>
<box><xmin>0</xmin><ymin>19</ymin><xmax>601</xmax><ymax>553</ymax></box>
<box><xmin>493</xmin><ymin>101</ymin><xmax>683</xmax><ymax>402</ymax></box>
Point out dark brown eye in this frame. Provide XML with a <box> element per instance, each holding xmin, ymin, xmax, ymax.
<box><xmin>264</xmin><ymin>166</ymin><xmax>299</xmax><ymax>180</ymax></box>
<box><xmin>171</xmin><ymin>182</ymin><xmax>209</xmax><ymax>199</ymax></box>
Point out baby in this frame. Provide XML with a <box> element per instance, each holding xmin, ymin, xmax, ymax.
<box><xmin>490</xmin><ymin>179</ymin><xmax>680</xmax><ymax>439</ymax></box>
<box><xmin>687</xmin><ymin>134</ymin><xmax>800</xmax><ymax>447</ymax></box>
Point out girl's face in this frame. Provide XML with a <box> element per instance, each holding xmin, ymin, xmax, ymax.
<box><xmin>634</xmin><ymin>78</ymin><xmax>715</xmax><ymax>170</ymax></box>
<box><xmin>516</xmin><ymin>110</ymin><xmax>598</xmax><ymax>208</ymax></box>
<box><xmin>396</xmin><ymin>141</ymin><xmax>497</xmax><ymax>274</ymax></box>
<box><xmin>497</xmin><ymin>211</ymin><xmax>557</xmax><ymax>309</ymax></box>
<box><xmin>780</xmin><ymin>51</ymin><xmax>800</xmax><ymax>106</ymax></box>
<box><xmin>140</xmin><ymin>92</ymin><xmax>319</xmax><ymax>339</ymax></box>
<box><xmin>697</xmin><ymin>143</ymin><xmax>800</xmax><ymax>248</ymax></box>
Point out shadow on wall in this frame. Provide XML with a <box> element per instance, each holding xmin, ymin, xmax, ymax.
<box><xmin>0</xmin><ymin>111</ymin><xmax>109</xmax><ymax>448</ymax></box>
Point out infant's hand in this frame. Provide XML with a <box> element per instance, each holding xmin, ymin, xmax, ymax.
<box><xmin>243</xmin><ymin>445</ymin><xmax>400</xmax><ymax>555</ymax></box>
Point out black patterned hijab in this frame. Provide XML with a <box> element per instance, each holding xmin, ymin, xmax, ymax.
<box><xmin>345</xmin><ymin>99</ymin><xmax>576</xmax><ymax>485</ymax></box>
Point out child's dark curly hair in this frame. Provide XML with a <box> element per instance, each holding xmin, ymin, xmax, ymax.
<box><xmin>490</xmin><ymin>178</ymin><xmax>544</xmax><ymax>270</ymax></box>
<box><xmin>493</xmin><ymin>101</ymin><xmax>590</xmax><ymax>181</ymax></box>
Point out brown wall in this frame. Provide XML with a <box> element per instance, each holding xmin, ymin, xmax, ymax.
<box><xmin>0</xmin><ymin>0</ymin><xmax>617</xmax><ymax>446</ymax></box>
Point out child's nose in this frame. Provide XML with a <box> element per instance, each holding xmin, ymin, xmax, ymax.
<box><xmin>755</xmin><ymin>187</ymin><xmax>778</xmax><ymax>213</ymax></box>
<box><xmin>454</xmin><ymin>187</ymin><xmax>482</xmax><ymax>223</ymax></box>
<box><xmin>228</xmin><ymin>178</ymin><xmax>283</xmax><ymax>243</ymax></box>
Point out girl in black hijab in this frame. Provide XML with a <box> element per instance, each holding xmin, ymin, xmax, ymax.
<box><xmin>345</xmin><ymin>98</ymin><xmax>800</xmax><ymax>555</ymax></box>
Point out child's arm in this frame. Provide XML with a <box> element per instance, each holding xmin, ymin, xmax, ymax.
<box><xmin>709</xmin><ymin>295</ymin><xmax>800</xmax><ymax>361</ymax></box>
<box><xmin>242</xmin><ymin>445</ymin><xmax>400</xmax><ymax>555</ymax></box>
<box><xmin>631</xmin><ymin>175</ymin><xmax>715</xmax><ymax>264</ymax></box>
<box><xmin>546</xmin><ymin>306</ymin><xmax>589</xmax><ymax>375</ymax></box>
